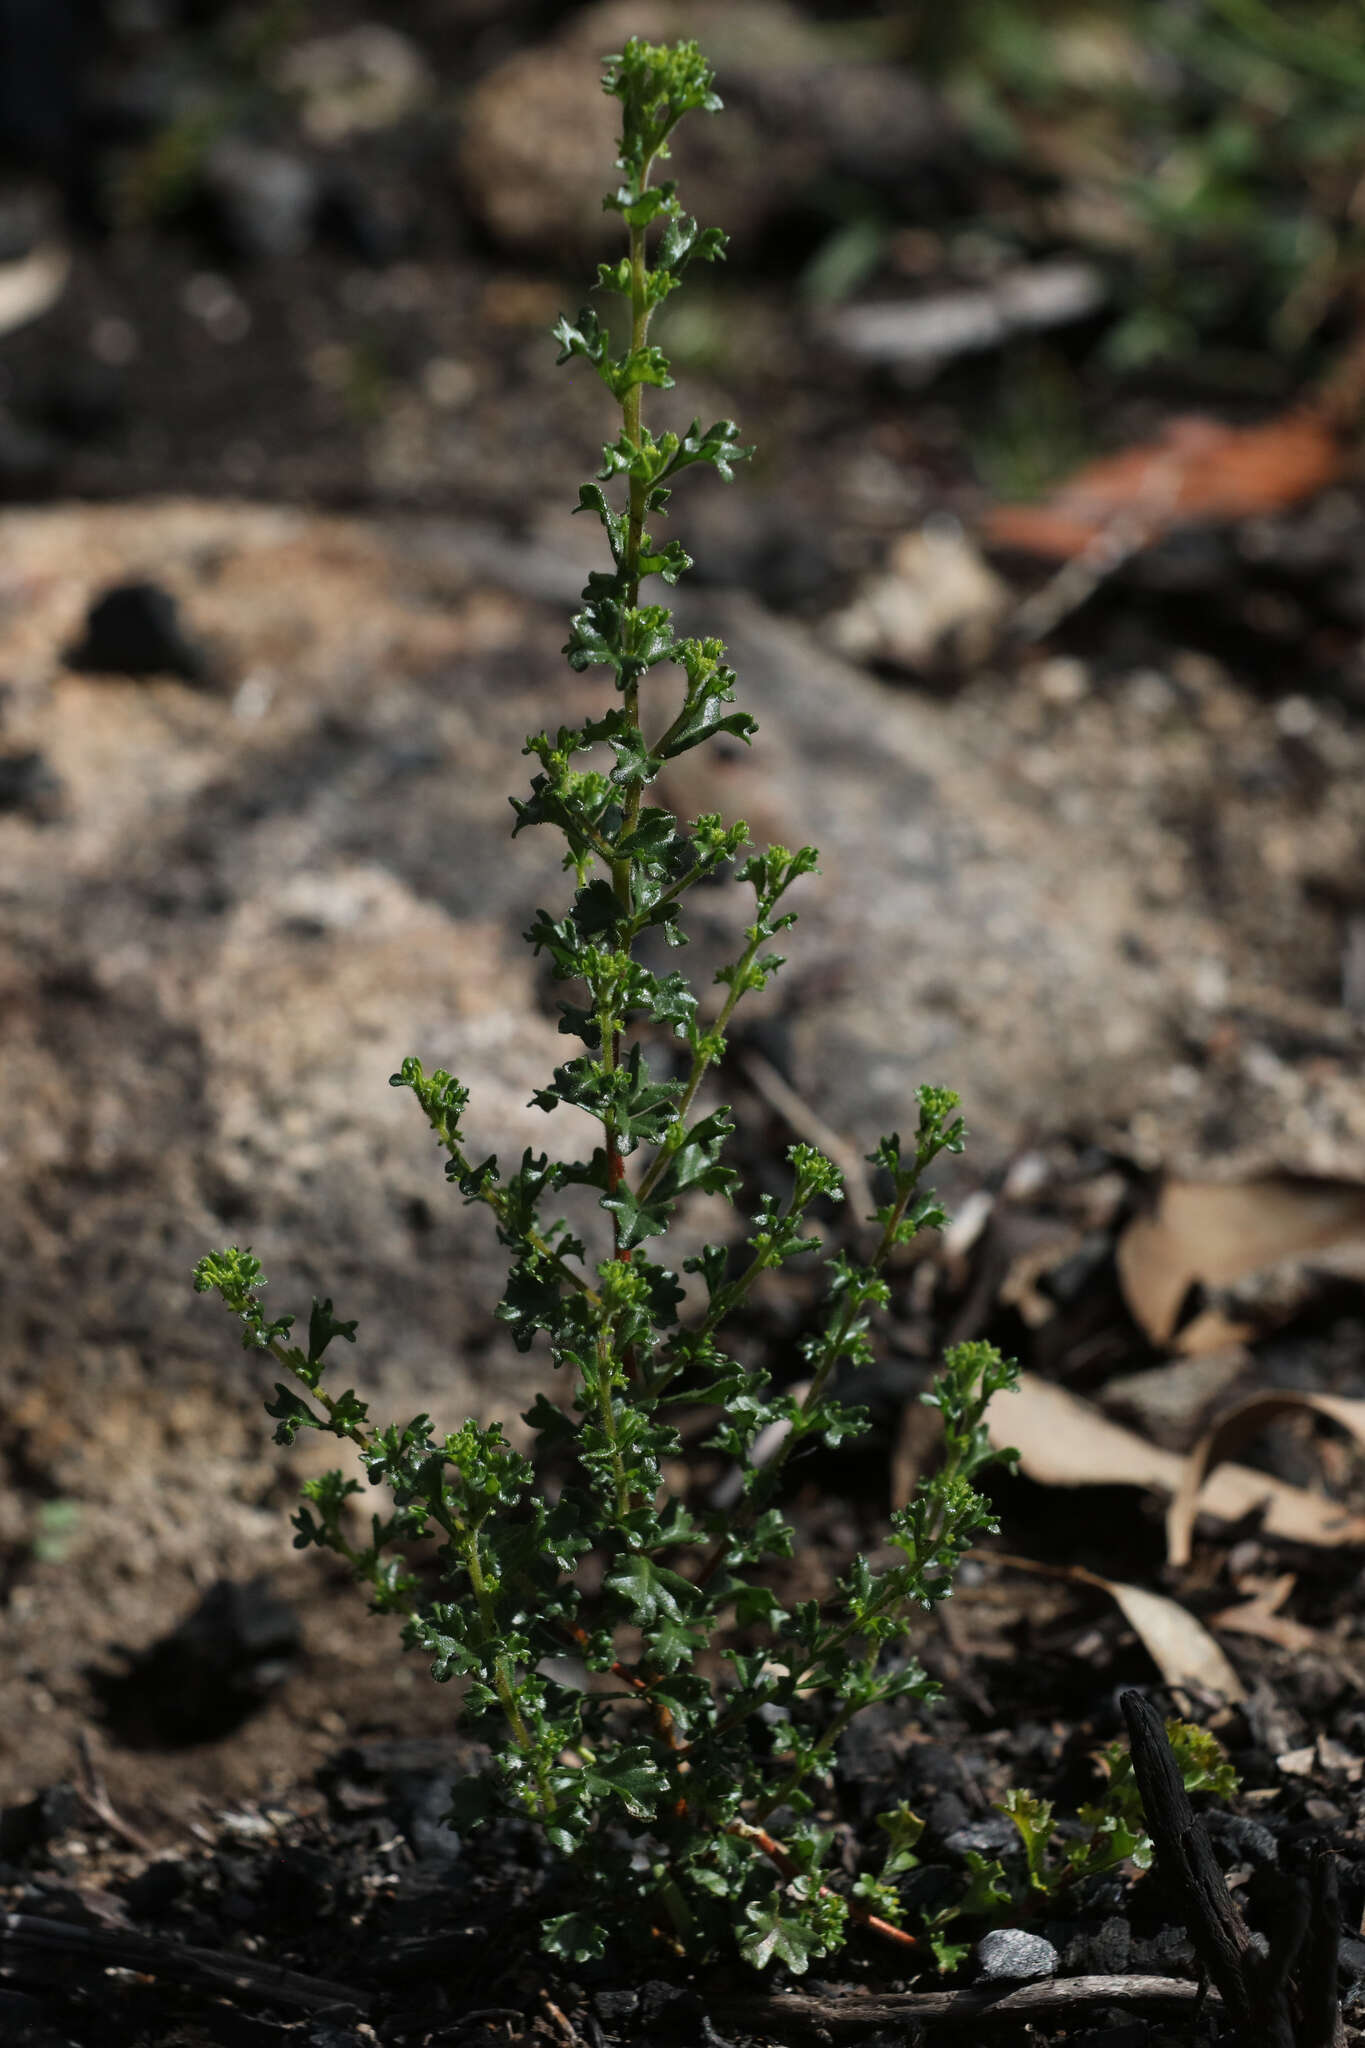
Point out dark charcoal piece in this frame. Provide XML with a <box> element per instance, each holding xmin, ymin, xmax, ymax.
<box><xmin>592</xmin><ymin>1987</ymin><xmax>638</xmax><ymax>2023</ymax></box>
<box><xmin>944</xmin><ymin>1815</ymin><xmax>1018</xmax><ymax>1862</ymax></box>
<box><xmin>0</xmin><ymin>749</ymin><xmax>61</xmax><ymax>818</ymax></box>
<box><xmin>389</xmin><ymin>1771</ymin><xmax>462</xmax><ymax>1868</ymax></box>
<box><xmin>91</xmin><ymin>1576</ymin><xmax>302</xmax><ymax>1745</ymax></box>
<box><xmin>1205</xmin><ymin>1808</ymin><xmax>1280</xmax><ymax>1870</ymax></box>
<box><xmin>1062</xmin><ymin>1913</ymin><xmax>1130</xmax><ymax>1975</ymax></box>
<box><xmin>0</xmin><ymin>1783</ymin><xmax>83</xmax><ymax>1861</ymax></box>
<box><xmin>923</xmin><ymin>1790</ymin><xmax>970</xmax><ymax>1841</ymax></box>
<box><xmin>0</xmin><ymin>409</ymin><xmax>60</xmax><ymax>495</ymax></box>
<box><xmin>121</xmin><ymin>1857</ymin><xmax>189</xmax><ymax>1917</ymax></box>
<box><xmin>316</xmin><ymin>173</ymin><xmax>406</xmax><ymax>265</ymax></box>
<box><xmin>1070</xmin><ymin>2025</ymin><xmax>1147</xmax><ymax>2048</ymax></box>
<box><xmin>257</xmin><ymin>1845</ymin><xmax>346</xmax><ymax>1931</ymax></box>
<box><xmin>0</xmin><ymin>1985</ymin><xmax>53</xmax><ymax>2035</ymax></box>
<box><xmin>65</xmin><ymin>580</ymin><xmax>205</xmax><ymax>682</ymax></box>
<box><xmin>202</xmin><ymin>139</ymin><xmax>319</xmax><ymax>261</ymax></box>
<box><xmin>1122</xmin><ymin>1688</ymin><xmax>1342</xmax><ymax>2048</ymax></box>
<box><xmin>39</xmin><ymin>360</ymin><xmax>129</xmax><ymax>441</ymax></box>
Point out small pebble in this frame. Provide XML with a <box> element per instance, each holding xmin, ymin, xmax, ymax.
<box><xmin>974</xmin><ymin>1928</ymin><xmax>1058</xmax><ymax>1982</ymax></box>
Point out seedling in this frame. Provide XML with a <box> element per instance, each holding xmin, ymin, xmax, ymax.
<box><xmin>196</xmin><ymin>37</ymin><xmax>1019</xmax><ymax>1971</ymax></box>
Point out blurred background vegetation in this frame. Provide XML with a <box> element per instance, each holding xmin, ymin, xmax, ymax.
<box><xmin>0</xmin><ymin>0</ymin><xmax>1361</xmax><ymax>576</ymax></box>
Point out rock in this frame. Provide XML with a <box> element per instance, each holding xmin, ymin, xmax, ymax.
<box><xmin>65</xmin><ymin>578</ymin><xmax>205</xmax><ymax>680</ymax></box>
<box><xmin>457</xmin><ymin>1</ymin><xmax>853</xmax><ymax>260</ymax></box>
<box><xmin>974</xmin><ymin>1928</ymin><xmax>1059</xmax><ymax>1982</ymax></box>
<box><xmin>822</xmin><ymin>261</ymin><xmax>1107</xmax><ymax>372</ymax></box>
<box><xmin>274</xmin><ymin>25</ymin><xmax>432</xmax><ymax>146</ymax></box>
<box><xmin>826</xmin><ymin>520</ymin><xmax>1010</xmax><ymax>672</ymax></box>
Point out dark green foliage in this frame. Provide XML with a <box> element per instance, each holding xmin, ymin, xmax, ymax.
<box><xmin>195</xmin><ymin>37</ymin><xmax>1022</xmax><ymax>1971</ymax></box>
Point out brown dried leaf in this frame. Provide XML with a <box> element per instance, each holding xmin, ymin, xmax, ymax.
<box><xmin>1209</xmin><ymin>1575</ymin><xmax>1323</xmax><ymax>1657</ymax></box>
<box><xmin>983</xmin><ymin>409</ymin><xmax>1343</xmax><ymax>560</ymax></box>
<box><xmin>1100</xmin><ymin>1578</ymin><xmax>1245</xmax><ymax>1702</ymax></box>
<box><xmin>1167</xmin><ymin>1390</ymin><xmax>1365</xmax><ymax>1567</ymax></box>
<box><xmin>989</xmin><ymin>1372</ymin><xmax>1365</xmax><ymax>1554</ymax></box>
<box><xmin>994</xmin><ymin>1554</ymin><xmax>1243</xmax><ymax>1700</ymax></box>
<box><xmin>1116</xmin><ymin>1177</ymin><xmax>1365</xmax><ymax>1350</ymax></box>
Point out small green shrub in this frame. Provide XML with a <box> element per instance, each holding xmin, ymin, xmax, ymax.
<box><xmin>195</xmin><ymin>36</ymin><xmax>1020</xmax><ymax>1972</ymax></box>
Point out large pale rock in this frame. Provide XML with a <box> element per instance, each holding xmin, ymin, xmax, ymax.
<box><xmin>0</xmin><ymin>496</ymin><xmax>1361</xmax><ymax>1817</ymax></box>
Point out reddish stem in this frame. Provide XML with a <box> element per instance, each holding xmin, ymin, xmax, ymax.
<box><xmin>727</xmin><ymin>1822</ymin><xmax>923</xmax><ymax>1955</ymax></box>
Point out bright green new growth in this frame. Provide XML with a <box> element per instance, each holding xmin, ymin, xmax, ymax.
<box><xmin>867</xmin><ymin>1718</ymin><xmax>1239</xmax><ymax>1974</ymax></box>
<box><xmin>195</xmin><ymin>38</ymin><xmax>1020</xmax><ymax>1973</ymax></box>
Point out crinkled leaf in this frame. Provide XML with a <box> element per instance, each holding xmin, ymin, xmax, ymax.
<box><xmin>541</xmin><ymin>1911</ymin><xmax>608</xmax><ymax>1963</ymax></box>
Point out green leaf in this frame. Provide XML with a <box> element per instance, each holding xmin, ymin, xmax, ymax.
<box><xmin>740</xmin><ymin>1888</ymin><xmax>845</xmax><ymax>1974</ymax></box>
<box><xmin>307</xmin><ymin>1297</ymin><xmax>357</xmax><ymax>1369</ymax></box>
<box><xmin>561</xmin><ymin>1744</ymin><xmax>663</xmax><ymax>1821</ymax></box>
<box><xmin>997</xmin><ymin>1786</ymin><xmax>1054</xmax><ymax>1891</ymax></box>
<box><xmin>604</xmin><ymin>1553</ymin><xmax>694</xmax><ymax>1629</ymax></box>
<box><xmin>263</xmin><ymin>1386</ymin><xmax>326</xmax><ymax>1447</ymax></box>
<box><xmin>958</xmin><ymin>1851</ymin><xmax>1012</xmax><ymax>1918</ymax></box>
<box><xmin>541</xmin><ymin>1911</ymin><xmax>608</xmax><ymax>1963</ymax></box>
<box><xmin>656</xmin><ymin>216</ymin><xmax>728</xmax><ymax>276</ymax></box>
<box><xmin>553</xmin><ymin>307</ymin><xmax>608</xmax><ymax>369</ymax></box>
<box><xmin>929</xmin><ymin>1933</ymin><xmax>972</xmax><ymax>1975</ymax></box>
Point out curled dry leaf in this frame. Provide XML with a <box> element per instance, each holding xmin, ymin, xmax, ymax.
<box><xmin>1100</xmin><ymin>1579</ymin><xmax>1244</xmax><ymax>1702</ymax></box>
<box><xmin>982</xmin><ymin>408</ymin><xmax>1343</xmax><ymax>561</ymax></box>
<box><xmin>1115</xmin><ymin>1176</ymin><xmax>1365</xmax><ymax>1353</ymax></box>
<box><xmin>1167</xmin><ymin>1390</ymin><xmax>1365</xmax><ymax>1568</ymax></box>
<box><xmin>987</xmin><ymin>1372</ymin><xmax>1365</xmax><ymax>1556</ymax></box>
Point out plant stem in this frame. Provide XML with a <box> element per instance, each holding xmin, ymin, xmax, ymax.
<box><xmin>605</xmin><ymin>202</ymin><xmax>654</xmax><ymax>1256</ymax></box>
<box><xmin>726</xmin><ymin>1821</ymin><xmax>923</xmax><ymax>1954</ymax></box>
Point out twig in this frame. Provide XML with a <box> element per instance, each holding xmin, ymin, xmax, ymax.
<box><xmin>736</xmin><ymin>1049</ymin><xmax>877</xmax><ymax>1220</ymax></box>
<box><xmin>726</xmin><ymin>1821</ymin><xmax>921</xmax><ymax>1955</ymax></box>
<box><xmin>540</xmin><ymin>1989</ymin><xmax>582</xmax><ymax>2045</ymax></box>
<box><xmin>74</xmin><ymin>1729</ymin><xmax>158</xmax><ymax>1858</ymax></box>
<box><xmin>718</xmin><ymin>1974</ymin><xmax>1219</xmax><ymax>2036</ymax></box>
<box><xmin>0</xmin><ymin>1911</ymin><xmax>368</xmax><ymax>2016</ymax></box>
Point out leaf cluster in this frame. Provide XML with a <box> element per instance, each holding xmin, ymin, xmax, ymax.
<box><xmin>859</xmin><ymin>1719</ymin><xmax>1239</xmax><ymax>1974</ymax></box>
